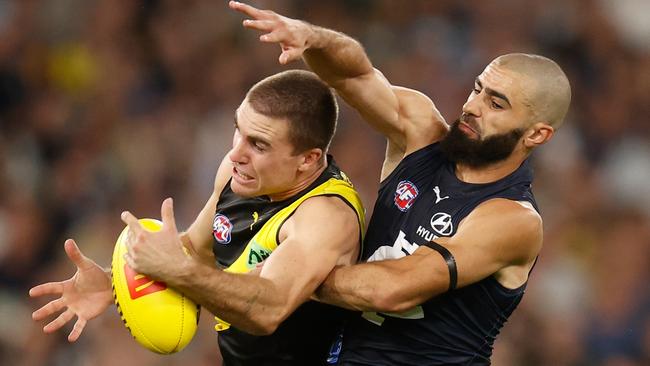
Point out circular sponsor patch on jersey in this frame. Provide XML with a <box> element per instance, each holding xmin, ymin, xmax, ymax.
<box><xmin>213</xmin><ymin>214</ymin><xmax>233</xmax><ymax>244</ymax></box>
<box><xmin>430</xmin><ymin>212</ymin><xmax>453</xmax><ymax>236</ymax></box>
<box><xmin>394</xmin><ymin>180</ymin><xmax>419</xmax><ymax>212</ymax></box>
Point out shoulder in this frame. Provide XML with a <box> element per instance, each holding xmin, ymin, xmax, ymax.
<box><xmin>213</xmin><ymin>155</ymin><xmax>234</xmax><ymax>196</ymax></box>
<box><xmin>458</xmin><ymin>198</ymin><xmax>543</xmax><ymax>264</ymax></box>
<box><xmin>281</xmin><ymin>195</ymin><xmax>359</xmax><ymax>240</ymax></box>
<box><xmin>393</xmin><ymin>86</ymin><xmax>449</xmax><ymax>154</ymax></box>
<box><xmin>277</xmin><ymin>195</ymin><xmax>360</xmax><ymax>254</ymax></box>
<box><xmin>293</xmin><ymin>195</ymin><xmax>359</xmax><ymax>225</ymax></box>
<box><xmin>471</xmin><ymin>198</ymin><xmax>541</xmax><ymax>222</ymax></box>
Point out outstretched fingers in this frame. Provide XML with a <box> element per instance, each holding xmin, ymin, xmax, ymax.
<box><xmin>43</xmin><ymin>308</ymin><xmax>75</xmax><ymax>333</ymax></box>
<box><xmin>29</xmin><ymin>281</ymin><xmax>64</xmax><ymax>298</ymax></box>
<box><xmin>64</xmin><ymin>239</ymin><xmax>93</xmax><ymax>271</ymax></box>
<box><xmin>121</xmin><ymin>210</ymin><xmax>144</xmax><ymax>237</ymax></box>
<box><xmin>229</xmin><ymin>1</ymin><xmax>273</xmax><ymax>20</ymax></box>
<box><xmin>243</xmin><ymin>19</ymin><xmax>276</xmax><ymax>32</ymax></box>
<box><xmin>279</xmin><ymin>48</ymin><xmax>304</xmax><ymax>64</ymax></box>
<box><xmin>161</xmin><ymin>197</ymin><xmax>178</xmax><ymax>234</ymax></box>
<box><xmin>259</xmin><ymin>29</ymin><xmax>288</xmax><ymax>43</ymax></box>
<box><xmin>68</xmin><ymin>317</ymin><xmax>87</xmax><ymax>342</ymax></box>
<box><xmin>32</xmin><ymin>297</ymin><xmax>66</xmax><ymax>321</ymax></box>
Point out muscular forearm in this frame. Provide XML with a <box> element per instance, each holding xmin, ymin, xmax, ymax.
<box><xmin>314</xmin><ymin>261</ymin><xmax>398</xmax><ymax>312</ymax></box>
<box><xmin>168</xmin><ymin>262</ymin><xmax>286</xmax><ymax>335</ymax></box>
<box><xmin>315</xmin><ymin>256</ymin><xmax>448</xmax><ymax>313</ymax></box>
<box><xmin>303</xmin><ymin>26</ymin><xmax>373</xmax><ymax>86</ymax></box>
<box><xmin>300</xmin><ymin>23</ymin><xmax>402</xmax><ymax>142</ymax></box>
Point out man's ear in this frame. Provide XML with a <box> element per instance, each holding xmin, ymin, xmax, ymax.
<box><xmin>523</xmin><ymin>122</ymin><xmax>554</xmax><ymax>148</ymax></box>
<box><xmin>298</xmin><ymin>148</ymin><xmax>324</xmax><ymax>172</ymax></box>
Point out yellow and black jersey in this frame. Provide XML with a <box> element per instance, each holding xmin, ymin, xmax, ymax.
<box><xmin>211</xmin><ymin>156</ymin><xmax>365</xmax><ymax>366</ymax></box>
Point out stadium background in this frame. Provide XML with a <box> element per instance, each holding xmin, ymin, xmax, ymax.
<box><xmin>0</xmin><ymin>0</ymin><xmax>648</xmax><ymax>365</ymax></box>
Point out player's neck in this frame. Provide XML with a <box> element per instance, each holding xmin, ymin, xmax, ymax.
<box><xmin>454</xmin><ymin>153</ymin><xmax>526</xmax><ymax>184</ymax></box>
<box><xmin>268</xmin><ymin>163</ymin><xmax>327</xmax><ymax>202</ymax></box>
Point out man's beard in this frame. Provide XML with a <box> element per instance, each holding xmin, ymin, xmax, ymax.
<box><xmin>439</xmin><ymin>118</ymin><xmax>525</xmax><ymax>168</ymax></box>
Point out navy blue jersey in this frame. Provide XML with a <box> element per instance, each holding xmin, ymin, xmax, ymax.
<box><xmin>334</xmin><ymin>142</ymin><xmax>538</xmax><ymax>365</ymax></box>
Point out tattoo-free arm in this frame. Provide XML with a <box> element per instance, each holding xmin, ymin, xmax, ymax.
<box><xmin>181</xmin><ymin>155</ymin><xmax>233</xmax><ymax>264</ymax></box>
<box><xmin>169</xmin><ymin>196</ymin><xmax>360</xmax><ymax>335</ymax></box>
<box><xmin>230</xmin><ymin>1</ymin><xmax>446</xmax><ymax>155</ymax></box>
<box><xmin>314</xmin><ymin>199</ymin><xmax>542</xmax><ymax>312</ymax></box>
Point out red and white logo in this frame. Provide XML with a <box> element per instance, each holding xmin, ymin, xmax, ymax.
<box><xmin>213</xmin><ymin>214</ymin><xmax>233</xmax><ymax>244</ymax></box>
<box><xmin>124</xmin><ymin>264</ymin><xmax>167</xmax><ymax>300</ymax></box>
<box><xmin>394</xmin><ymin>180</ymin><xmax>419</xmax><ymax>212</ymax></box>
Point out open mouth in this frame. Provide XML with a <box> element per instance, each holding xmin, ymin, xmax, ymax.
<box><xmin>233</xmin><ymin>167</ymin><xmax>254</xmax><ymax>182</ymax></box>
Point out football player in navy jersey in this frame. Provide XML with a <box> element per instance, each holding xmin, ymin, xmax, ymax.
<box><xmin>232</xmin><ymin>1</ymin><xmax>571</xmax><ymax>364</ymax></box>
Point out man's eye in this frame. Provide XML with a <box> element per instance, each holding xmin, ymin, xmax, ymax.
<box><xmin>473</xmin><ymin>87</ymin><xmax>480</xmax><ymax>94</ymax></box>
<box><xmin>492</xmin><ymin>101</ymin><xmax>503</xmax><ymax>109</ymax></box>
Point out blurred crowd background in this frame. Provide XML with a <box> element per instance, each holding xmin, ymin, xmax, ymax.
<box><xmin>0</xmin><ymin>0</ymin><xmax>648</xmax><ymax>365</ymax></box>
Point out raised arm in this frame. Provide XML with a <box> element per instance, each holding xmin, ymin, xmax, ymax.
<box><xmin>229</xmin><ymin>1</ymin><xmax>447</xmax><ymax>157</ymax></box>
<box><xmin>313</xmin><ymin>199</ymin><xmax>542</xmax><ymax>312</ymax></box>
<box><xmin>122</xmin><ymin>195</ymin><xmax>360</xmax><ymax>335</ymax></box>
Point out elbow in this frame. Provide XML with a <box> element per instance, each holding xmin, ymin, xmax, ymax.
<box><xmin>243</xmin><ymin>308</ymin><xmax>286</xmax><ymax>336</ymax></box>
<box><xmin>372</xmin><ymin>295</ymin><xmax>414</xmax><ymax>314</ymax></box>
<box><xmin>246</xmin><ymin>323</ymin><xmax>277</xmax><ymax>337</ymax></box>
<box><xmin>367</xmin><ymin>286</ymin><xmax>416</xmax><ymax>314</ymax></box>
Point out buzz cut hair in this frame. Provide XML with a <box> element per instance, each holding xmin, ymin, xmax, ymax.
<box><xmin>246</xmin><ymin>70</ymin><xmax>339</xmax><ymax>154</ymax></box>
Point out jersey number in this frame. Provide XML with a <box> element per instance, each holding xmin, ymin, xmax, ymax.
<box><xmin>364</xmin><ymin>230</ymin><xmax>425</xmax><ymax>325</ymax></box>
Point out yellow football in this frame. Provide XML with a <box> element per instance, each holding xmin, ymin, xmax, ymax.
<box><xmin>111</xmin><ymin>218</ymin><xmax>200</xmax><ymax>354</ymax></box>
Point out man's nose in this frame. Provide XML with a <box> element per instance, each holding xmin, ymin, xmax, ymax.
<box><xmin>229</xmin><ymin>137</ymin><xmax>248</xmax><ymax>164</ymax></box>
<box><xmin>462</xmin><ymin>94</ymin><xmax>481</xmax><ymax>118</ymax></box>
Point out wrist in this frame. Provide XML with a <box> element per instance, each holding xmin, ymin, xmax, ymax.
<box><xmin>306</xmin><ymin>24</ymin><xmax>330</xmax><ymax>50</ymax></box>
<box><xmin>179</xmin><ymin>232</ymin><xmax>194</xmax><ymax>256</ymax></box>
<box><xmin>169</xmin><ymin>256</ymin><xmax>211</xmax><ymax>289</ymax></box>
<box><xmin>179</xmin><ymin>232</ymin><xmax>215</xmax><ymax>266</ymax></box>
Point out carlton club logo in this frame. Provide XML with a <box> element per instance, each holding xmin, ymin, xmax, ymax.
<box><xmin>124</xmin><ymin>264</ymin><xmax>167</xmax><ymax>300</ymax></box>
<box><xmin>394</xmin><ymin>180</ymin><xmax>419</xmax><ymax>212</ymax></box>
<box><xmin>430</xmin><ymin>212</ymin><xmax>454</xmax><ymax>236</ymax></box>
<box><xmin>213</xmin><ymin>214</ymin><xmax>233</xmax><ymax>244</ymax></box>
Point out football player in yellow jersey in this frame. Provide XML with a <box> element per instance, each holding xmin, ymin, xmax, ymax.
<box><xmin>30</xmin><ymin>70</ymin><xmax>365</xmax><ymax>365</ymax></box>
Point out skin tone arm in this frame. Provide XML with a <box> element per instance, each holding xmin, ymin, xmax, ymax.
<box><xmin>28</xmin><ymin>156</ymin><xmax>232</xmax><ymax>341</ymax></box>
<box><xmin>121</xmin><ymin>195</ymin><xmax>360</xmax><ymax>336</ymax></box>
<box><xmin>180</xmin><ymin>156</ymin><xmax>233</xmax><ymax>264</ymax></box>
<box><xmin>313</xmin><ymin>199</ymin><xmax>542</xmax><ymax>312</ymax></box>
<box><xmin>229</xmin><ymin>1</ymin><xmax>447</xmax><ymax>166</ymax></box>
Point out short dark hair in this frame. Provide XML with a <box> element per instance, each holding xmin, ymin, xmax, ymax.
<box><xmin>246</xmin><ymin>70</ymin><xmax>338</xmax><ymax>154</ymax></box>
